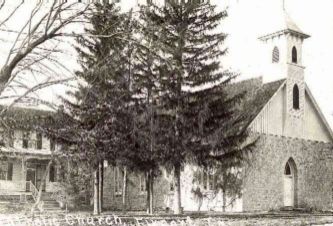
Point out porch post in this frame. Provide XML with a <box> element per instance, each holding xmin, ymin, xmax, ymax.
<box><xmin>21</xmin><ymin>157</ymin><xmax>26</xmax><ymax>191</ymax></box>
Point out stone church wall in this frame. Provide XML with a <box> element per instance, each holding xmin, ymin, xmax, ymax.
<box><xmin>102</xmin><ymin>167</ymin><xmax>170</xmax><ymax>211</ymax></box>
<box><xmin>102</xmin><ymin>165</ymin><xmax>242</xmax><ymax>212</ymax></box>
<box><xmin>243</xmin><ymin>134</ymin><xmax>333</xmax><ymax>211</ymax></box>
<box><xmin>102</xmin><ymin>134</ymin><xmax>333</xmax><ymax>212</ymax></box>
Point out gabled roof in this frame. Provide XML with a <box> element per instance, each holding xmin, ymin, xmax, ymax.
<box><xmin>230</xmin><ymin>77</ymin><xmax>333</xmax><ymax>142</ymax></box>
<box><xmin>304</xmin><ymin>85</ymin><xmax>333</xmax><ymax>140</ymax></box>
<box><xmin>259</xmin><ymin>10</ymin><xmax>310</xmax><ymax>40</ymax></box>
<box><xmin>227</xmin><ymin>77</ymin><xmax>286</xmax><ymax>129</ymax></box>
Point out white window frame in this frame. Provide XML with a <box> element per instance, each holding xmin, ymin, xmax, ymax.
<box><xmin>114</xmin><ymin>167</ymin><xmax>122</xmax><ymax>196</ymax></box>
<box><xmin>139</xmin><ymin>174</ymin><xmax>146</xmax><ymax>194</ymax></box>
<box><xmin>0</xmin><ymin>161</ymin><xmax>8</xmax><ymax>180</ymax></box>
<box><xmin>201</xmin><ymin>167</ymin><xmax>216</xmax><ymax>191</ymax></box>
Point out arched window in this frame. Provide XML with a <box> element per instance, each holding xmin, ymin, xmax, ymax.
<box><xmin>292</xmin><ymin>46</ymin><xmax>297</xmax><ymax>63</ymax></box>
<box><xmin>293</xmin><ymin>84</ymin><xmax>299</xmax><ymax>110</ymax></box>
<box><xmin>272</xmin><ymin>47</ymin><xmax>279</xmax><ymax>63</ymax></box>
<box><xmin>285</xmin><ymin>163</ymin><xmax>291</xmax><ymax>175</ymax></box>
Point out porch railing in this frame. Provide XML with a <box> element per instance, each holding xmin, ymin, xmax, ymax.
<box><xmin>25</xmin><ymin>181</ymin><xmax>39</xmax><ymax>201</ymax></box>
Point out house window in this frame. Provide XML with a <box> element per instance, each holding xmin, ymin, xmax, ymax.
<box><xmin>139</xmin><ymin>174</ymin><xmax>147</xmax><ymax>193</ymax></box>
<box><xmin>50</xmin><ymin>139</ymin><xmax>55</xmax><ymax>151</ymax></box>
<box><xmin>292</xmin><ymin>46</ymin><xmax>297</xmax><ymax>63</ymax></box>
<box><xmin>36</xmin><ymin>133</ymin><xmax>42</xmax><ymax>150</ymax></box>
<box><xmin>8</xmin><ymin>130</ymin><xmax>14</xmax><ymax>148</ymax></box>
<box><xmin>293</xmin><ymin>84</ymin><xmax>300</xmax><ymax>110</ymax></box>
<box><xmin>272</xmin><ymin>47</ymin><xmax>279</xmax><ymax>63</ymax></box>
<box><xmin>0</xmin><ymin>161</ymin><xmax>13</xmax><ymax>181</ymax></box>
<box><xmin>22</xmin><ymin>132</ymin><xmax>30</xmax><ymax>149</ymax></box>
<box><xmin>114</xmin><ymin>167</ymin><xmax>122</xmax><ymax>195</ymax></box>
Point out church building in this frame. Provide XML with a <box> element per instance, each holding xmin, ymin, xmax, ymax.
<box><xmin>102</xmin><ymin>1</ymin><xmax>333</xmax><ymax>212</ymax></box>
<box><xmin>241</xmin><ymin>6</ymin><xmax>333</xmax><ymax>211</ymax></box>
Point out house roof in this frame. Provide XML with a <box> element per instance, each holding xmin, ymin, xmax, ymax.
<box><xmin>227</xmin><ymin>77</ymin><xmax>286</xmax><ymax>129</ymax></box>
<box><xmin>0</xmin><ymin>105</ymin><xmax>53</xmax><ymax>130</ymax></box>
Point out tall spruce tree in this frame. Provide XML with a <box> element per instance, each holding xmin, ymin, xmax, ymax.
<box><xmin>45</xmin><ymin>3</ymin><xmax>135</xmax><ymax>214</ymax></box>
<box><xmin>131</xmin><ymin>21</ymin><xmax>164</xmax><ymax>214</ymax></box>
<box><xmin>139</xmin><ymin>1</ymin><xmax>249</xmax><ymax>214</ymax></box>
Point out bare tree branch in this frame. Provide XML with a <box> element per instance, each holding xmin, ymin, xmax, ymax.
<box><xmin>0</xmin><ymin>1</ymin><xmax>90</xmax><ymax>95</ymax></box>
<box><xmin>0</xmin><ymin>77</ymin><xmax>74</xmax><ymax>115</ymax></box>
<box><xmin>0</xmin><ymin>0</ymin><xmax>23</xmax><ymax>28</ymax></box>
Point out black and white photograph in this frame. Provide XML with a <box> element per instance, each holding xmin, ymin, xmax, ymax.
<box><xmin>0</xmin><ymin>0</ymin><xmax>332</xmax><ymax>225</ymax></box>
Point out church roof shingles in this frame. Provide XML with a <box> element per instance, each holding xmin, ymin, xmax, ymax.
<box><xmin>228</xmin><ymin>77</ymin><xmax>286</xmax><ymax>129</ymax></box>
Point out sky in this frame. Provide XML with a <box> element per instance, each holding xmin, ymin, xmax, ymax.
<box><xmin>0</xmin><ymin>0</ymin><xmax>332</xmax><ymax>126</ymax></box>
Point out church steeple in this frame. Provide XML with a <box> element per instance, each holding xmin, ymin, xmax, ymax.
<box><xmin>259</xmin><ymin>0</ymin><xmax>311</xmax><ymax>138</ymax></box>
<box><xmin>259</xmin><ymin>1</ymin><xmax>310</xmax><ymax>68</ymax></box>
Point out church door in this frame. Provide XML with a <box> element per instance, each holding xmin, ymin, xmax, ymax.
<box><xmin>283</xmin><ymin>159</ymin><xmax>297</xmax><ymax>207</ymax></box>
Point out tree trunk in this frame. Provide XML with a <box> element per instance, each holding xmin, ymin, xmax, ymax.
<box><xmin>101</xmin><ymin>162</ymin><xmax>104</xmax><ymax>210</ymax></box>
<box><xmin>146</xmin><ymin>171</ymin><xmax>150</xmax><ymax>214</ymax></box>
<box><xmin>149</xmin><ymin>171</ymin><xmax>154</xmax><ymax>215</ymax></box>
<box><xmin>31</xmin><ymin>160</ymin><xmax>53</xmax><ymax>214</ymax></box>
<box><xmin>146</xmin><ymin>170</ymin><xmax>154</xmax><ymax>215</ymax></box>
<box><xmin>222</xmin><ymin>188</ymin><xmax>226</xmax><ymax>212</ymax></box>
<box><xmin>122</xmin><ymin>167</ymin><xmax>127</xmax><ymax>211</ymax></box>
<box><xmin>98</xmin><ymin>161</ymin><xmax>103</xmax><ymax>213</ymax></box>
<box><xmin>93</xmin><ymin>168</ymin><xmax>99</xmax><ymax>215</ymax></box>
<box><xmin>173</xmin><ymin>164</ymin><xmax>182</xmax><ymax>214</ymax></box>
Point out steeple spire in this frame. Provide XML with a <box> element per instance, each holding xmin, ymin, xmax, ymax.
<box><xmin>258</xmin><ymin>4</ymin><xmax>310</xmax><ymax>42</ymax></box>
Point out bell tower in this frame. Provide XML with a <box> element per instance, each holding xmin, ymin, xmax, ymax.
<box><xmin>259</xmin><ymin>1</ymin><xmax>310</xmax><ymax>138</ymax></box>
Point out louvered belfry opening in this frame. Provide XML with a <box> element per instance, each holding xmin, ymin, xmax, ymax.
<box><xmin>272</xmin><ymin>46</ymin><xmax>279</xmax><ymax>63</ymax></box>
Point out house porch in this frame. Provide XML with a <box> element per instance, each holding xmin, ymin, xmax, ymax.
<box><xmin>0</xmin><ymin>155</ymin><xmax>60</xmax><ymax>200</ymax></box>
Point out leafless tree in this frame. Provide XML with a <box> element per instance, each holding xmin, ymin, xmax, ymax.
<box><xmin>0</xmin><ymin>0</ymin><xmax>90</xmax><ymax>109</ymax></box>
<box><xmin>0</xmin><ymin>0</ymin><xmax>93</xmax><ymax>214</ymax></box>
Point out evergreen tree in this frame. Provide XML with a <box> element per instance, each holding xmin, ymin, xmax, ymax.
<box><xmin>139</xmin><ymin>1</ymin><xmax>249</xmax><ymax>214</ymax></box>
<box><xmin>45</xmin><ymin>2</ymin><xmax>135</xmax><ymax>214</ymax></box>
<box><xmin>131</xmin><ymin>34</ymin><xmax>162</xmax><ymax>214</ymax></box>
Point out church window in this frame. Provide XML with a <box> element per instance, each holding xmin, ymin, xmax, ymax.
<box><xmin>199</xmin><ymin>167</ymin><xmax>216</xmax><ymax>190</ymax></box>
<box><xmin>293</xmin><ymin>85</ymin><xmax>300</xmax><ymax>110</ymax></box>
<box><xmin>114</xmin><ymin>167</ymin><xmax>122</xmax><ymax>195</ymax></box>
<box><xmin>139</xmin><ymin>174</ymin><xmax>147</xmax><ymax>192</ymax></box>
<box><xmin>272</xmin><ymin>47</ymin><xmax>279</xmax><ymax>63</ymax></box>
<box><xmin>292</xmin><ymin>46</ymin><xmax>297</xmax><ymax>63</ymax></box>
<box><xmin>285</xmin><ymin>163</ymin><xmax>291</xmax><ymax>175</ymax></box>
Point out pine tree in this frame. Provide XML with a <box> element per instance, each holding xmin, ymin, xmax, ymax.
<box><xmin>139</xmin><ymin>1</ymin><xmax>249</xmax><ymax>214</ymax></box>
<box><xmin>44</xmin><ymin>2</ymin><xmax>135</xmax><ymax>214</ymax></box>
<box><xmin>130</xmin><ymin>6</ymin><xmax>172</xmax><ymax>213</ymax></box>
